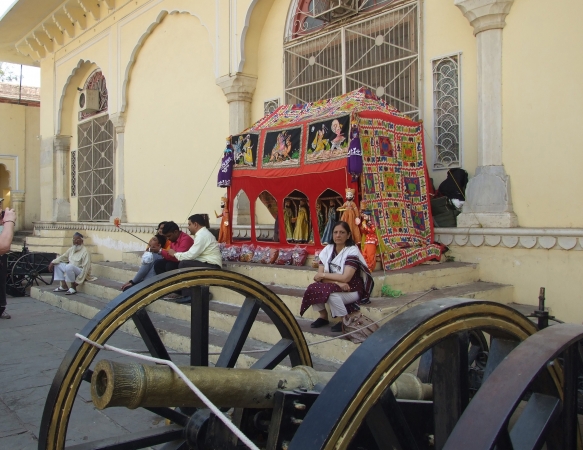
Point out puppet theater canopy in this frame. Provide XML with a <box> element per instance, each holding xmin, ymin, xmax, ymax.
<box><xmin>219</xmin><ymin>88</ymin><xmax>441</xmax><ymax>271</ymax></box>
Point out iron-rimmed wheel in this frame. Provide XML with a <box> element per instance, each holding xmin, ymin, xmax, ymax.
<box><xmin>289</xmin><ymin>298</ymin><xmax>539</xmax><ymax>450</ymax></box>
<box><xmin>444</xmin><ymin>323</ymin><xmax>583</xmax><ymax>450</ymax></box>
<box><xmin>11</xmin><ymin>252</ymin><xmax>55</xmax><ymax>294</ymax></box>
<box><xmin>39</xmin><ymin>268</ymin><xmax>311</xmax><ymax>450</ymax></box>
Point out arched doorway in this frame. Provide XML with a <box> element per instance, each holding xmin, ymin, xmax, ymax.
<box><xmin>0</xmin><ymin>164</ymin><xmax>11</xmax><ymax>208</ymax></box>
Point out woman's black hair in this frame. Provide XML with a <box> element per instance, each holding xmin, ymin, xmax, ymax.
<box><xmin>154</xmin><ymin>234</ymin><xmax>167</xmax><ymax>248</ymax></box>
<box><xmin>333</xmin><ymin>221</ymin><xmax>356</xmax><ymax>246</ymax></box>
<box><xmin>157</xmin><ymin>221</ymin><xmax>167</xmax><ymax>229</ymax></box>
<box><xmin>189</xmin><ymin>214</ymin><xmax>210</xmax><ymax>228</ymax></box>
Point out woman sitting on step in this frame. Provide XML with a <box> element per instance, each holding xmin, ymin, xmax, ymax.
<box><xmin>300</xmin><ymin>221</ymin><xmax>373</xmax><ymax>332</ymax></box>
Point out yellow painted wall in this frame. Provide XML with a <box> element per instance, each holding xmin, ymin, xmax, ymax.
<box><xmin>123</xmin><ymin>12</ymin><xmax>228</xmax><ymax>224</ymax></box>
<box><xmin>503</xmin><ymin>0</ymin><xmax>583</xmax><ymax>227</ymax></box>
<box><xmin>0</xmin><ymin>102</ymin><xmax>41</xmax><ymax>227</ymax></box>
<box><xmin>24</xmin><ymin>107</ymin><xmax>41</xmax><ymax>228</ymax></box>
<box><xmin>422</xmin><ymin>0</ymin><xmax>478</xmax><ymax>188</ymax></box>
<box><xmin>450</xmin><ymin>245</ymin><xmax>583</xmax><ymax>324</ymax></box>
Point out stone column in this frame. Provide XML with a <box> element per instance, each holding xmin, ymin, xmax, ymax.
<box><xmin>455</xmin><ymin>0</ymin><xmax>518</xmax><ymax>228</ymax></box>
<box><xmin>216</xmin><ymin>73</ymin><xmax>257</xmax><ymax>225</ymax></box>
<box><xmin>109</xmin><ymin>113</ymin><xmax>127</xmax><ymax>223</ymax></box>
<box><xmin>11</xmin><ymin>191</ymin><xmax>25</xmax><ymax>231</ymax></box>
<box><xmin>53</xmin><ymin>135</ymin><xmax>71</xmax><ymax>222</ymax></box>
<box><xmin>216</xmin><ymin>73</ymin><xmax>258</xmax><ymax>136</ymax></box>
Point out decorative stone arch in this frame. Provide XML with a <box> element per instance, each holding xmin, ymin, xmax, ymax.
<box><xmin>0</xmin><ymin>164</ymin><xmax>12</xmax><ymax>204</ymax></box>
<box><xmin>56</xmin><ymin>59</ymin><xmax>107</xmax><ymax>136</ymax></box>
<box><xmin>239</xmin><ymin>0</ymin><xmax>279</xmax><ymax>75</ymax></box>
<box><xmin>120</xmin><ymin>9</ymin><xmax>214</xmax><ymax>114</ymax></box>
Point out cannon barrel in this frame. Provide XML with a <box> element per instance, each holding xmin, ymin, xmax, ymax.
<box><xmin>91</xmin><ymin>360</ymin><xmax>432</xmax><ymax>410</ymax></box>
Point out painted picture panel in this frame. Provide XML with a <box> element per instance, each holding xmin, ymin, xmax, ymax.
<box><xmin>305</xmin><ymin>114</ymin><xmax>351</xmax><ymax>164</ymax></box>
<box><xmin>233</xmin><ymin>133</ymin><xmax>260</xmax><ymax>169</ymax></box>
<box><xmin>261</xmin><ymin>127</ymin><xmax>302</xmax><ymax>168</ymax></box>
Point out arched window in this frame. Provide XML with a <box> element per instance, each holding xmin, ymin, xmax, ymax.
<box><xmin>284</xmin><ymin>0</ymin><xmax>420</xmax><ymax>119</ymax></box>
<box><xmin>76</xmin><ymin>70</ymin><xmax>114</xmax><ymax>221</ymax></box>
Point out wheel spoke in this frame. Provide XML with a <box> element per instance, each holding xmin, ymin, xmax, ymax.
<box><xmin>366</xmin><ymin>389</ymin><xmax>419</xmax><ymax>450</ymax></box>
<box><xmin>216</xmin><ymin>297</ymin><xmax>261</xmax><ymax>368</ymax></box>
<box><xmin>508</xmin><ymin>393</ymin><xmax>560</xmax><ymax>450</ymax></box>
<box><xmin>432</xmin><ymin>333</ymin><xmax>469</xmax><ymax>450</ymax></box>
<box><xmin>561</xmin><ymin>345</ymin><xmax>579</xmax><ymax>449</ymax></box>
<box><xmin>132</xmin><ymin>309</ymin><xmax>171</xmax><ymax>361</ymax></box>
<box><xmin>189</xmin><ymin>285</ymin><xmax>210</xmax><ymax>366</ymax></box>
<box><xmin>251</xmin><ymin>338</ymin><xmax>295</xmax><ymax>370</ymax></box>
<box><xmin>65</xmin><ymin>424</ymin><xmax>184</xmax><ymax>450</ymax></box>
<box><xmin>482</xmin><ymin>338</ymin><xmax>519</xmax><ymax>383</ymax></box>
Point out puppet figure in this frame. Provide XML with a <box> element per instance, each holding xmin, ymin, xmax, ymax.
<box><xmin>214</xmin><ymin>196</ymin><xmax>231</xmax><ymax>244</ymax></box>
<box><xmin>330</xmin><ymin>119</ymin><xmax>346</xmax><ymax>153</ymax></box>
<box><xmin>316</xmin><ymin>200</ymin><xmax>326</xmax><ymax>239</ymax></box>
<box><xmin>283</xmin><ymin>200</ymin><xmax>294</xmax><ymax>242</ymax></box>
<box><xmin>358</xmin><ymin>206</ymin><xmax>378</xmax><ymax>272</ymax></box>
<box><xmin>292</xmin><ymin>199</ymin><xmax>310</xmax><ymax>243</ymax></box>
<box><xmin>347</xmin><ymin>124</ymin><xmax>363</xmax><ymax>181</ymax></box>
<box><xmin>243</xmin><ymin>134</ymin><xmax>254</xmax><ymax>166</ymax></box>
<box><xmin>217</xmin><ymin>138</ymin><xmax>234</xmax><ymax>187</ymax></box>
<box><xmin>320</xmin><ymin>199</ymin><xmax>338</xmax><ymax>244</ymax></box>
<box><xmin>337</xmin><ymin>188</ymin><xmax>361</xmax><ymax>244</ymax></box>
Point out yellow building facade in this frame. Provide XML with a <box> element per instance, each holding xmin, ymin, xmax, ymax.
<box><xmin>0</xmin><ymin>0</ymin><xmax>582</xmax><ymax>320</ymax></box>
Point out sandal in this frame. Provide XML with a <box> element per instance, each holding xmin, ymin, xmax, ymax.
<box><xmin>65</xmin><ymin>288</ymin><xmax>77</xmax><ymax>295</ymax></box>
<box><xmin>331</xmin><ymin>322</ymin><xmax>343</xmax><ymax>332</ymax></box>
<box><xmin>53</xmin><ymin>287</ymin><xmax>67</xmax><ymax>292</ymax></box>
<box><xmin>310</xmin><ymin>318</ymin><xmax>329</xmax><ymax>328</ymax></box>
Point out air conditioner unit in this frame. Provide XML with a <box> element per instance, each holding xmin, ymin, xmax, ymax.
<box><xmin>310</xmin><ymin>0</ymin><xmax>358</xmax><ymax>22</ymax></box>
<box><xmin>79</xmin><ymin>89</ymin><xmax>100</xmax><ymax>113</ymax></box>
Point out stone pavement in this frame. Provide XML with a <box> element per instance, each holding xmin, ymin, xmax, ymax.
<box><xmin>0</xmin><ymin>296</ymin><xmax>185</xmax><ymax>449</ymax></box>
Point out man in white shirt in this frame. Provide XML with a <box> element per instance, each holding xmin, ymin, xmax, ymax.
<box><xmin>162</xmin><ymin>214</ymin><xmax>222</xmax><ymax>300</ymax></box>
<box><xmin>49</xmin><ymin>232</ymin><xmax>93</xmax><ymax>295</ymax></box>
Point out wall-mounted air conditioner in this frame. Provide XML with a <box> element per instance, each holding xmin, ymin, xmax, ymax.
<box><xmin>79</xmin><ymin>89</ymin><xmax>99</xmax><ymax>114</ymax></box>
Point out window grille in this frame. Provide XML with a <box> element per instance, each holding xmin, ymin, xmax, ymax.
<box><xmin>432</xmin><ymin>54</ymin><xmax>461</xmax><ymax>169</ymax></box>
<box><xmin>264</xmin><ymin>98</ymin><xmax>280</xmax><ymax>116</ymax></box>
<box><xmin>71</xmin><ymin>150</ymin><xmax>77</xmax><ymax>197</ymax></box>
<box><xmin>284</xmin><ymin>2</ymin><xmax>419</xmax><ymax>119</ymax></box>
<box><xmin>77</xmin><ymin>116</ymin><xmax>114</xmax><ymax>221</ymax></box>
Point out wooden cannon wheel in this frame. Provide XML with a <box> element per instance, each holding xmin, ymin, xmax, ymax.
<box><xmin>38</xmin><ymin>268</ymin><xmax>311</xmax><ymax>450</ymax></box>
<box><xmin>289</xmin><ymin>298</ymin><xmax>543</xmax><ymax>450</ymax></box>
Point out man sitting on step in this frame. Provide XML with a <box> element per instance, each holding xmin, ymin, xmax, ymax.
<box><xmin>49</xmin><ymin>232</ymin><xmax>94</xmax><ymax>295</ymax></box>
<box><xmin>120</xmin><ymin>234</ymin><xmax>167</xmax><ymax>292</ymax></box>
<box><xmin>153</xmin><ymin>221</ymin><xmax>194</xmax><ymax>275</ymax></box>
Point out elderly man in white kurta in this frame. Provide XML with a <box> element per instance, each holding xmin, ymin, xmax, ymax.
<box><xmin>49</xmin><ymin>232</ymin><xmax>93</xmax><ymax>295</ymax></box>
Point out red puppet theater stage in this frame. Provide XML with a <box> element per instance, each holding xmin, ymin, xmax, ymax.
<box><xmin>220</xmin><ymin>88</ymin><xmax>442</xmax><ymax>271</ymax></box>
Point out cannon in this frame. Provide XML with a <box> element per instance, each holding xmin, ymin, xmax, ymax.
<box><xmin>6</xmin><ymin>244</ymin><xmax>55</xmax><ymax>297</ymax></box>
<box><xmin>39</xmin><ymin>268</ymin><xmax>583</xmax><ymax>449</ymax></box>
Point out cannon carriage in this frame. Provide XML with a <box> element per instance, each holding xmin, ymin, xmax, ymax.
<box><xmin>5</xmin><ymin>244</ymin><xmax>56</xmax><ymax>297</ymax></box>
<box><xmin>39</xmin><ymin>268</ymin><xmax>583</xmax><ymax>450</ymax></box>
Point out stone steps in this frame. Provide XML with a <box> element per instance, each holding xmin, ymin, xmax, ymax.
<box><xmin>110</xmin><ymin>256</ymin><xmax>481</xmax><ymax>298</ymax></box>
<box><xmin>30</xmin><ymin>285</ymin><xmax>343</xmax><ymax>369</ymax></box>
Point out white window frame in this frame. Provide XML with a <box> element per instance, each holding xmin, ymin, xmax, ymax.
<box><xmin>431</xmin><ymin>52</ymin><xmax>462</xmax><ymax>170</ymax></box>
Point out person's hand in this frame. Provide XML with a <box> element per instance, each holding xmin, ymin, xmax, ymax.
<box><xmin>355</xmin><ymin>218</ymin><xmax>361</xmax><ymax>225</ymax></box>
<box><xmin>3</xmin><ymin>208</ymin><xmax>15</xmax><ymax>223</ymax></box>
<box><xmin>167</xmin><ymin>249</ymin><xmax>176</xmax><ymax>257</ymax></box>
<box><xmin>48</xmin><ymin>263</ymin><xmax>54</xmax><ymax>272</ymax></box>
<box><xmin>314</xmin><ymin>273</ymin><xmax>324</xmax><ymax>282</ymax></box>
<box><xmin>337</xmin><ymin>282</ymin><xmax>350</xmax><ymax>292</ymax></box>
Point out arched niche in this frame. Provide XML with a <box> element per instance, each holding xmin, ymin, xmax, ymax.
<box><xmin>0</xmin><ymin>164</ymin><xmax>11</xmax><ymax>208</ymax></box>
<box><xmin>317</xmin><ymin>189</ymin><xmax>343</xmax><ymax>245</ymax></box>
<box><xmin>255</xmin><ymin>191</ymin><xmax>278</xmax><ymax>242</ymax></box>
<box><xmin>283</xmin><ymin>190</ymin><xmax>311</xmax><ymax>244</ymax></box>
<box><xmin>233</xmin><ymin>189</ymin><xmax>251</xmax><ymax>241</ymax></box>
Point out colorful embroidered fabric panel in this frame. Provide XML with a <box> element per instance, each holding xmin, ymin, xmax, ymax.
<box><xmin>247</xmin><ymin>88</ymin><xmax>404</xmax><ymax>132</ymax></box>
<box><xmin>358</xmin><ymin>113</ymin><xmax>442</xmax><ymax>270</ymax></box>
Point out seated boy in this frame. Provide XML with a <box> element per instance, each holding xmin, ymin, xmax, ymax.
<box><xmin>120</xmin><ymin>234</ymin><xmax>167</xmax><ymax>292</ymax></box>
